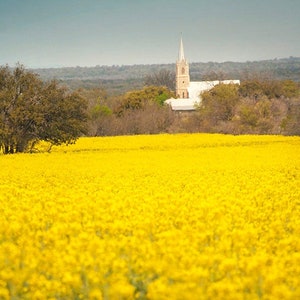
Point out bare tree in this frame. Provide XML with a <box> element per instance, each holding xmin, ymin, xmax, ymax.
<box><xmin>144</xmin><ymin>69</ymin><xmax>175</xmax><ymax>91</ymax></box>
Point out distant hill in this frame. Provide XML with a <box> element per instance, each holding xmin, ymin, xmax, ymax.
<box><xmin>31</xmin><ymin>57</ymin><xmax>300</xmax><ymax>94</ymax></box>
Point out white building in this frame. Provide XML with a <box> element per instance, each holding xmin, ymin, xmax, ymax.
<box><xmin>165</xmin><ymin>38</ymin><xmax>240</xmax><ymax>111</ymax></box>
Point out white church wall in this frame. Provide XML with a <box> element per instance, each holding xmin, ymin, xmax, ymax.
<box><xmin>166</xmin><ymin>80</ymin><xmax>240</xmax><ymax>111</ymax></box>
<box><xmin>188</xmin><ymin>80</ymin><xmax>241</xmax><ymax>102</ymax></box>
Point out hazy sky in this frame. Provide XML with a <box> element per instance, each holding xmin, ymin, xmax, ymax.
<box><xmin>0</xmin><ymin>0</ymin><xmax>299</xmax><ymax>68</ymax></box>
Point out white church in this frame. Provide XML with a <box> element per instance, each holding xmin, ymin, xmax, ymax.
<box><xmin>165</xmin><ymin>38</ymin><xmax>240</xmax><ymax>111</ymax></box>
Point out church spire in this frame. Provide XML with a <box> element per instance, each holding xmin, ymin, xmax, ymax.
<box><xmin>176</xmin><ymin>35</ymin><xmax>190</xmax><ymax>98</ymax></box>
<box><xmin>179</xmin><ymin>35</ymin><xmax>185</xmax><ymax>61</ymax></box>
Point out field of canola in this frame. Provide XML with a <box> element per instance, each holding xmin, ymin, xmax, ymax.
<box><xmin>0</xmin><ymin>133</ymin><xmax>300</xmax><ymax>299</ymax></box>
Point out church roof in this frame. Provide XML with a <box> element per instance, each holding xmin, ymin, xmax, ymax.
<box><xmin>165</xmin><ymin>98</ymin><xmax>200</xmax><ymax>111</ymax></box>
<box><xmin>188</xmin><ymin>81</ymin><xmax>219</xmax><ymax>101</ymax></box>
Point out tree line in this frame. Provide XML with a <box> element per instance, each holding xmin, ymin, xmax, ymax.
<box><xmin>82</xmin><ymin>76</ymin><xmax>300</xmax><ymax>137</ymax></box>
<box><xmin>1</xmin><ymin>65</ymin><xmax>299</xmax><ymax>154</ymax></box>
<box><xmin>33</xmin><ymin>57</ymin><xmax>300</xmax><ymax>94</ymax></box>
<box><xmin>197</xmin><ymin>79</ymin><xmax>300</xmax><ymax>135</ymax></box>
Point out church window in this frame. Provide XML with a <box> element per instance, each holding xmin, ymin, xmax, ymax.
<box><xmin>182</xmin><ymin>67</ymin><xmax>185</xmax><ymax>74</ymax></box>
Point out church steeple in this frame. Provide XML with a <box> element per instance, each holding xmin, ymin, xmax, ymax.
<box><xmin>179</xmin><ymin>36</ymin><xmax>185</xmax><ymax>61</ymax></box>
<box><xmin>176</xmin><ymin>36</ymin><xmax>190</xmax><ymax>98</ymax></box>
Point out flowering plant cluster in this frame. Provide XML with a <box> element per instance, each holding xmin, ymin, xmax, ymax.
<box><xmin>0</xmin><ymin>134</ymin><xmax>299</xmax><ymax>299</ymax></box>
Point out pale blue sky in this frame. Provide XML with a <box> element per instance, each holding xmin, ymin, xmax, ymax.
<box><xmin>0</xmin><ymin>0</ymin><xmax>299</xmax><ymax>68</ymax></box>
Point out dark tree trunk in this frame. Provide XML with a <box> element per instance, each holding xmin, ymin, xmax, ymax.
<box><xmin>4</xmin><ymin>144</ymin><xmax>9</xmax><ymax>154</ymax></box>
<box><xmin>9</xmin><ymin>145</ymin><xmax>14</xmax><ymax>154</ymax></box>
<box><xmin>16</xmin><ymin>142</ymin><xmax>25</xmax><ymax>153</ymax></box>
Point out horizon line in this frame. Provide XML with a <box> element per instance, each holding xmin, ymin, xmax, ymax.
<box><xmin>27</xmin><ymin>56</ymin><xmax>300</xmax><ymax>70</ymax></box>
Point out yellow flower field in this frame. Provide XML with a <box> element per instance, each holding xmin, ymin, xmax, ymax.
<box><xmin>0</xmin><ymin>134</ymin><xmax>300</xmax><ymax>299</ymax></box>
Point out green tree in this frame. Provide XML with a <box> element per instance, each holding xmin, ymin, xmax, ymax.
<box><xmin>238</xmin><ymin>101</ymin><xmax>259</xmax><ymax>128</ymax></box>
<box><xmin>38</xmin><ymin>81</ymin><xmax>87</xmax><ymax>147</ymax></box>
<box><xmin>280</xmin><ymin>80</ymin><xmax>300</xmax><ymax>99</ymax></box>
<box><xmin>116</xmin><ymin>86</ymin><xmax>175</xmax><ymax>116</ymax></box>
<box><xmin>239</xmin><ymin>79</ymin><xmax>265</xmax><ymax>99</ymax></box>
<box><xmin>73</xmin><ymin>88</ymin><xmax>112</xmax><ymax>136</ymax></box>
<box><xmin>0</xmin><ymin>65</ymin><xmax>42</xmax><ymax>153</ymax></box>
<box><xmin>239</xmin><ymin>79</ymin><xmax>300</xmax><ymax>100</ymax></box>
<box><xmin>0</xmin><ymin>65</ymin><xmax>87</xmax><ymax>154</ymax></box>
<box><xmin>199</xmin><ymin>83</ymin><xmax>240</xmax><ymax>126</ymax></box>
